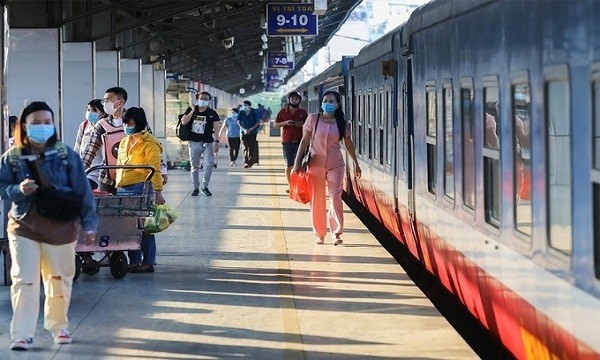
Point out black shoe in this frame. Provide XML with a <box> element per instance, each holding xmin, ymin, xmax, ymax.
<box><xmin>213</xmin><ymin>164</ymin><xmax>217</xmax><ymax>169</ymax></box>
<box><xmin>191</xmin><ymin>188</ymin><xmax>199</xmax><ymax>196</ymax></box>
<box><xmin>129</xmin><ymin>265</ymin><xmax>154</xmax><ymax>273</ymax></box>
<box><xmin>201</xmin><ymin>187</ymin><xmax>212</xmax><ymax>196</ymax></box>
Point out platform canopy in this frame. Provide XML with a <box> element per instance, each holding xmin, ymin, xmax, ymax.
<box><xmin>7</xmin><ymin>0</ymin><xmax>362</xmax><ymax>95</ymax></box>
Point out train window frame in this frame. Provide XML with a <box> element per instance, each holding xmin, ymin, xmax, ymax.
<box><xmin>591</xmin><ymin>65</ymin><xmax>600</xmax><ymax>280</ymax></box>
<box><xmin>386</xmin><ymin>84</ymin><xmax>393</xmax><ymax>168</ymax></box>
<box><xmin>442</xmin><ymin>79</ymin><xmax>455</xmax><ymax>205</ymax></box>
<box><xmin>461</xmin><ymin>77</ymin><xmax>476</xmax><ymax>215</ymax></box>
<box><xmin>368</xmin><ymin>89</ymin><xmax>373</xmax><ymax>160</ymax></box>
<box><xmin>356</xmin><ymin>90</ymin><xmax>362</xmax><ymax>157</ymax></box>
<box><xmin>483</xmin><ymin>76</ymin><xmax>501</xmax><ymax>228</ymax></box>
<box><xmin>426</xmin><ymin>81</ymin><xmax>437</xmax><ymax>197</ymax></box>
<box><xmin>544</xmin><ymin>65</ymin><xmax>573</xmax><ymax>260</ymax></box>
<box><xmin>511</xmin><ymin>70</ymin><xmax>533</xmax><ymax>244</ymax></box>
<box><xmin>378</xmin><ymin>86</ymin><xmax>385</xmax><ymax>166</ymax></box>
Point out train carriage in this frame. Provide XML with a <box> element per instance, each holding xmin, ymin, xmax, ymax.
<box><xmin>333</xmin><ymin>0</ymin><xmax>600</xmax><ymax>358</ymax></box>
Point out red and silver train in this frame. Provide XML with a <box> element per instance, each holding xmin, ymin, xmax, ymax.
<box><xmin>289</xmin><ymin>0</ymin><xmax>600</xmax><ymax>358</ymax></box>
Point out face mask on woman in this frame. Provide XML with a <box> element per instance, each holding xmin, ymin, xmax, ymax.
<box><xmin>321</xmin><ymin>102</ymin><xmax>336</xmax><ymax>114</ymax></box>
<box><xmin>86</xmin><ymin>111</ymin><xmax>100</xmax><ymax>123</ymax></box>
<box><xmin>27</xmin><ymin>124</ymin><xmax>55</xmax><ymax>143</ymax></box>
<box><xmin>123</xmin><ymin>125</ymin><xmax>136</xmax><ymax>136</ymax></box>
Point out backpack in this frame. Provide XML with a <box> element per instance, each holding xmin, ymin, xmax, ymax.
<box><xmin>176</xmin><ymin>113</ymin><xmax>191</xmax><ymax>141</ymax></box>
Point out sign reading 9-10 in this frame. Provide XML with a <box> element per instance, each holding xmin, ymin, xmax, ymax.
<box><xmin>266</xmin><ymin>3</ymin><xmax>318</xmax><ymax>36</ymax></box>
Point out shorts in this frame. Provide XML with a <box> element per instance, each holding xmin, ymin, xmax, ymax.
<box><xmin>282</xmin><ymin>142</ymin><xmax>300</xmax><ymax>168</ymax></box>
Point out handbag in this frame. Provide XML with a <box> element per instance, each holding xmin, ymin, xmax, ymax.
<box><xmin>301</xmin><ymin>114</ymin><xmax>320</xmax><ymax>172</ymax></box>
<box><xmin>26</xmin><ymin>155</ymin><xmax>83</xmax><ymax>222</ymax></box>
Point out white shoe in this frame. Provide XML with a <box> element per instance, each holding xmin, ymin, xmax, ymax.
<box><xmin>230</xmin><ymin>161</ymin><xmax>235</xmax><ymax>166</ymax></box>
<box><xmin>53</xmin><ymin>329</ymin><xmax>72</xmax><ymax>344</ymax></box>
<box><xmin>10</xmin><ymin>338</ymin><xmax>33</xmax><ymax>350</ymax></box>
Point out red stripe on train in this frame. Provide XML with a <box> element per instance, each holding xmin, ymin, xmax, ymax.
<box><xmin>349</xmin><ymin>179</ymin><xmax>599</xmax><ymax>359</ymax></box>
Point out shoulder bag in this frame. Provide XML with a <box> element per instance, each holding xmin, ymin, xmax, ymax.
<box><xmin>301</xmin><ymin>114</ymin><xmax>320</xmax><ymax>172</ymax></box>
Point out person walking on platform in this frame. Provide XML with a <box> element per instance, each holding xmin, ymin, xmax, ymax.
<box><xmin>0</xmin><ymin>101</ymin><xmax>98</xmax><ymax>350</ymax></box>
<box><xmin>292</xmin><ymin>91</ymin><xmax>361</xmax><ymax>245</ymax></box>
<box><xmin>116</xmin><ymin>107</ymin><xmax>165</xmax><ymax>273</ymax></box>
<box><xmin>274</xmin><ymin>91</ymin><xmax>308</xmax><ymax>192</ymax></box>
<box><xmin>218</xmin><ymin>107</ymin><xmax>242</xmax><ymax>166</ymax></box>
<box><xmin>80</xmin><ymin>87</ymin><xmax>129</xmax><ymax>194</ymax></box>
<box><xmin>179</xmin><ymin>91</ymin><xmax>220</xmax><ymax>196</ymax></box>
<box><xmin>74</xmin><ymin>99</ymin><xmax>107</xmax><ymax>190</ymax></box>
<box><xmin>238</xmin><ymin>100</ymin><xmax>260</xmax><ymax>168</ymax></box>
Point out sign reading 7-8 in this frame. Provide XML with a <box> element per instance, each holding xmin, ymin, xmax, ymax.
<box><xmin>266</xmin><ymin>3</ymin><xmax>319</xmax><ymax>37</ymax></box>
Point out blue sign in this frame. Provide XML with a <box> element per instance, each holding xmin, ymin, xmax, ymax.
<box><xmin>266</xmin><ymin>3</ymin><xmax>318</xmax><ymax>37</ymax></box>
<box><xmin>267</xmin><ymin>52</ymin><xmax>293</xmax><ymax>69</ymax></box>
<box><xmin>265</xmin><ymin>69</ymin><xmax>280</xmax><ymax>82</ymax></box>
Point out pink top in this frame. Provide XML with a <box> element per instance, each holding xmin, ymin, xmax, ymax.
<box><xmin>304</xmin><ymin>113</ymin><xmax>351</xmax><ymax>171</ymax></box>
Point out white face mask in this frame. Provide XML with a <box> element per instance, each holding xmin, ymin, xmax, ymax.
<box><xmin>104</xmin><ymin>101</ymin><xmax>117</xmax><ymax>116</ymax></box>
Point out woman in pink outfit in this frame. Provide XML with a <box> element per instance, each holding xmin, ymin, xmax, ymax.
<box><xmin>292</xmin><ymin>91</ymin><xmax>361</xmax><ymax>245</ymax></box>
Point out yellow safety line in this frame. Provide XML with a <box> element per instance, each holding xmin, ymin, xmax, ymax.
<box><xmin>267</xmin><ymin>138</ymin><xmax>305</xmax><ymax>360</ymax></box>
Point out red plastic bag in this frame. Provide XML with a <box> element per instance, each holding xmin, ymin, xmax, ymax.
<box><xmin>289</xmin><ymin>172</ymin><xmax>312</xmax><ymax>204</ymax></box>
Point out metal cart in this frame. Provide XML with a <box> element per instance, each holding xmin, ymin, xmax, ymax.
<box><xmin>75</xmin><ymin>165</ymin><xmax>155</xmax><ymax>280</ymax></box>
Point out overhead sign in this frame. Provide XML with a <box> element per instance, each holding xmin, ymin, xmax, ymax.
<box><xmin>267</xmin><ymin>52</ymin><xmax>294</xmax><ymax>70</ymax></box>
<box><xmin>266</xmin><ymin>3</ymin><xmax>318</xmax><ymax>37</ymax></box>
<box><xmin>265</xmin><ymin>69</ymin><xmax>280</xmax><ymax>82</ymax></box>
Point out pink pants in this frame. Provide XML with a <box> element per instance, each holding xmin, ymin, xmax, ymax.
<box><xmin>309</xmin><ymin>165</ymin><xmax>345</xmax><ymax>238</ymax></box>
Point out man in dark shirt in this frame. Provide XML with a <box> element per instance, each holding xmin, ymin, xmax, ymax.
<box><xmin>180</xmin><ymin>91</ymin><xmax>220</xmax><ymax>196</ymax></box>
<box><xmin>237</xmin><ymin>100</ymin><xmax>261</xmax><ymax>168</ymax></box>
<box><xmin>274</xmin><ymin>91</ymin><xmax>308</xmax><ymax>191</ymax></box>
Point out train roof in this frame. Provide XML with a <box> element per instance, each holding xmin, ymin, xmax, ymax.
<box><xmin>352</xmin><ymin>25</ymin><xmax>402</xmax><ymax>68</ymax></box>
<box><xmin>402</xmin><ymin>0</ymin><xmax>496</xmax><ymax>45</ymax></box>
<box><xmin>309</xmin><ymin>56</ymin><xmax>353</xmax><ymax>87</ymax></box>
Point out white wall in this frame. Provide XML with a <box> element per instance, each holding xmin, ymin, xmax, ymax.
<box><xmin>140</xmin><ymin>64</ymin><xmax>154</xmax><ymax>130</ymax></box>
<box><xmin>62</xmin><ymin>42</ymin><xmax>94</xmax><ymax>147</ymax></box>
<box><xmin>153</xmin><ymin>69</ymin><xmax>166</xmax><ymax>138</ymax></box>
<box><xmin>8</xmin><ymin>29</ymin><xmax>60</xmax><ymax>133</ymax></box>
<box><xmin>120</xmin><ymin>58</ymin><xmax>141</xmax><ymax>108</ymax></box>
<box><xmin>95</xmin><ymin>51</ymin><xmax>119</xmax><ymax>98</ymax></box>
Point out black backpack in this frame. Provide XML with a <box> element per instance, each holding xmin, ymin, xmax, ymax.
<box><xmin>176</xmin><ymin>111</ymin><xmax>192</xmax><ymax>141</ymax></box>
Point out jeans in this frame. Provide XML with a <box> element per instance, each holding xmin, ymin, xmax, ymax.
<box><xmin>117</xmin><ymin>183</ymin><xmax>156</xmax><ymax>266</ymax></box>
<box><xmin>227</xmin><ymin>137</ymin><xmax>241</xmax><ymax>162</ymax></box>
<box><xmin>189</xmin><ymin>141</ymin><xmax>214</xmax><ymax>189</ymax></box>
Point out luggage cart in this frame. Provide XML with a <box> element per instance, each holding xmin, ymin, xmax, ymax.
<box><xmin>75</xmin><ymin>165</ymin><xmax>156</xmax><ymax>280</ymax></box>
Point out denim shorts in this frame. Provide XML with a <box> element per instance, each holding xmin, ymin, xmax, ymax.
<box><xmin>282</xmin><ymin>142</ymin><xmax>300</xmax><ymax>167</ymax></box>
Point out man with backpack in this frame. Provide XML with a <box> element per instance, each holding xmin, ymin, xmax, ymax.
<box><xmin>178</xmin><ymin>91</ymin><xmax>220</xmax><ymax>196</ymax></box>
<box><xmin>237</xmin><ymin>100</ymin><xmax>261</xmax><ymax>168</ymax></box>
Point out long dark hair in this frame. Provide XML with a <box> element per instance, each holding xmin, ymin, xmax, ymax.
<box><xmin>322</xmin><ymin>90</ymin><xmax>345</xmax><ymax>140</ymax></box>
<box><xmin>14</xmin><ymin>101</ymin><xmax>58</xmax><ymax>148</ymax></box>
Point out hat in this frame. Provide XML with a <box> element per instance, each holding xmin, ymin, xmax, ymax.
<box><xmin>288</xmin><ymin>91</ymin><xmax>302</xmax><ymax>100</ymax></box>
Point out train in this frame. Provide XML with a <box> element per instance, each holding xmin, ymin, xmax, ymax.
<box><xmin>285</xmin><ymin>0</ymin><xmax>600</xmax><ymax>358</ymax></box>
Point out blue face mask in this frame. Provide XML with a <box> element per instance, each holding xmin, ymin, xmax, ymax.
<box><xmin>27</xmin><ymin>124</ymin><xmax>55</xmax><ymax>144</ymax></box>
<box><xmin>197</xmin><ymin>100</ymin><xmax>210</xmax><ymax>107</ymax></box>
<box><xmin>321</xmin><ymin>102</ymin><xmax>337</xmax><ymax>114</ymax></box>
<box><xmin>86</xmin><ymin>111</ymin><xmax>100</xmax><ymax>123</ymax></box>
<box><xmin>123</xmin><ymin>125</ymin><xmax>136</xmax><ymax>136</ymax></box>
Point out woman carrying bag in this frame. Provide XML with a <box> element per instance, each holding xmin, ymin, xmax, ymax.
<box><xmin>0</xmin><ymin>101</ymin><xmax>98</xmax><ymax>350</ymax></box>
<box><xmin>292</xmin><ymin>91</ymin><xmax>361</xmax><ymax>245</ymax></box>
<box><xmin>115</xmin><ymin>107</ymin><xmax>166</xmax><ymax>273</ymax></box>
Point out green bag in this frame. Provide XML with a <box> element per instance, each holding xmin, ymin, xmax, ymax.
<box><xmin>144</xmin><ymin>204</ymin><xmax>178</xmax><ymax>234</ymax></box>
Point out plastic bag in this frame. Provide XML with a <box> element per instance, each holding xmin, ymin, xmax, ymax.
<box><xmin>289</xmin><ymin>172</ymin><xmax>312</xmax><ymax>204</ymax></box>
<box><xmin>144</xmin><ymin>204</ymin><xmax>178</xmax><ymax>234</ymax></box>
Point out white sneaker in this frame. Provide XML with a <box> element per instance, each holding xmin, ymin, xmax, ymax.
<box><xmin>53</xmin><ymin>329</ymin><xmax>72</xmax><ymax>344</ymax></box>
<box><xmin>10</xmin><ymin>338</ymin><xmax>33</xmax><ymax>350</ymax></box>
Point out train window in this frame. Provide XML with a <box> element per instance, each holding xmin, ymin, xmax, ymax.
<box><xmin>461</xmin><ymin>79</ymin><xmax>475</xmax><ymax>209</ymax></box>
<box><xmin>513</xmin><ymin>82</ymin><xmax>532</xmax><ymax>236</ymax></box>
<box><xmin>484</xmin><ymin>78</ymin><xmax>501</xmax><ymax>227</ymax></box>
<box><xmin>369</xmin><ymin>91</ymin><xmax>373</xmax><ymax>159</ymax></box>
<box><xmin>387</xmin><ymin>88</ymin><xmax>393</xmax><ymax>166</ymax></box>
<box><xmin>359</xmin><ymin>92</ymin><xmax>365</xmax><ymax>156</ymax></box>
<box><xmin>546</xmin><ymin>79</ymin><xmax>572</xmax><ymax>255</ymax></box>
<box><xmin>594</xmin><ymin>75</ymin><xmax>600</xmax><ymax>169</ymax></box>
<box><xmin>379</xmin><ymin>89</ymin><xmax>384</xmax><ymax>165</ymax></box>
<box><xmin>443</xmin><ymin>81</ymin><xmax>454</xmax><ymax>200</ymax></box>
<box><xmin>426</xmin><ymin>83</ymin><xmax>437</xmax><ymax>195</ymax></box>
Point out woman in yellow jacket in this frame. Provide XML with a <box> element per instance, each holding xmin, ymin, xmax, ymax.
<box><xmin>116</xmin><ymin>107</ymin><xmax>165</xmax><ymax>273</ymax></box>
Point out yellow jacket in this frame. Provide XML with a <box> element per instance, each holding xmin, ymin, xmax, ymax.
<box><xmin>116</xmin><ymin>131</ymin><xmax>163</xmax><ymax>191</ymax></box>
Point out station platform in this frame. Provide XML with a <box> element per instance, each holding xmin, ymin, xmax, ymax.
<box><xmin>0</xmin><ymin>133</ymin><xmax>477</xmax><ymax>359</ymax></box>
